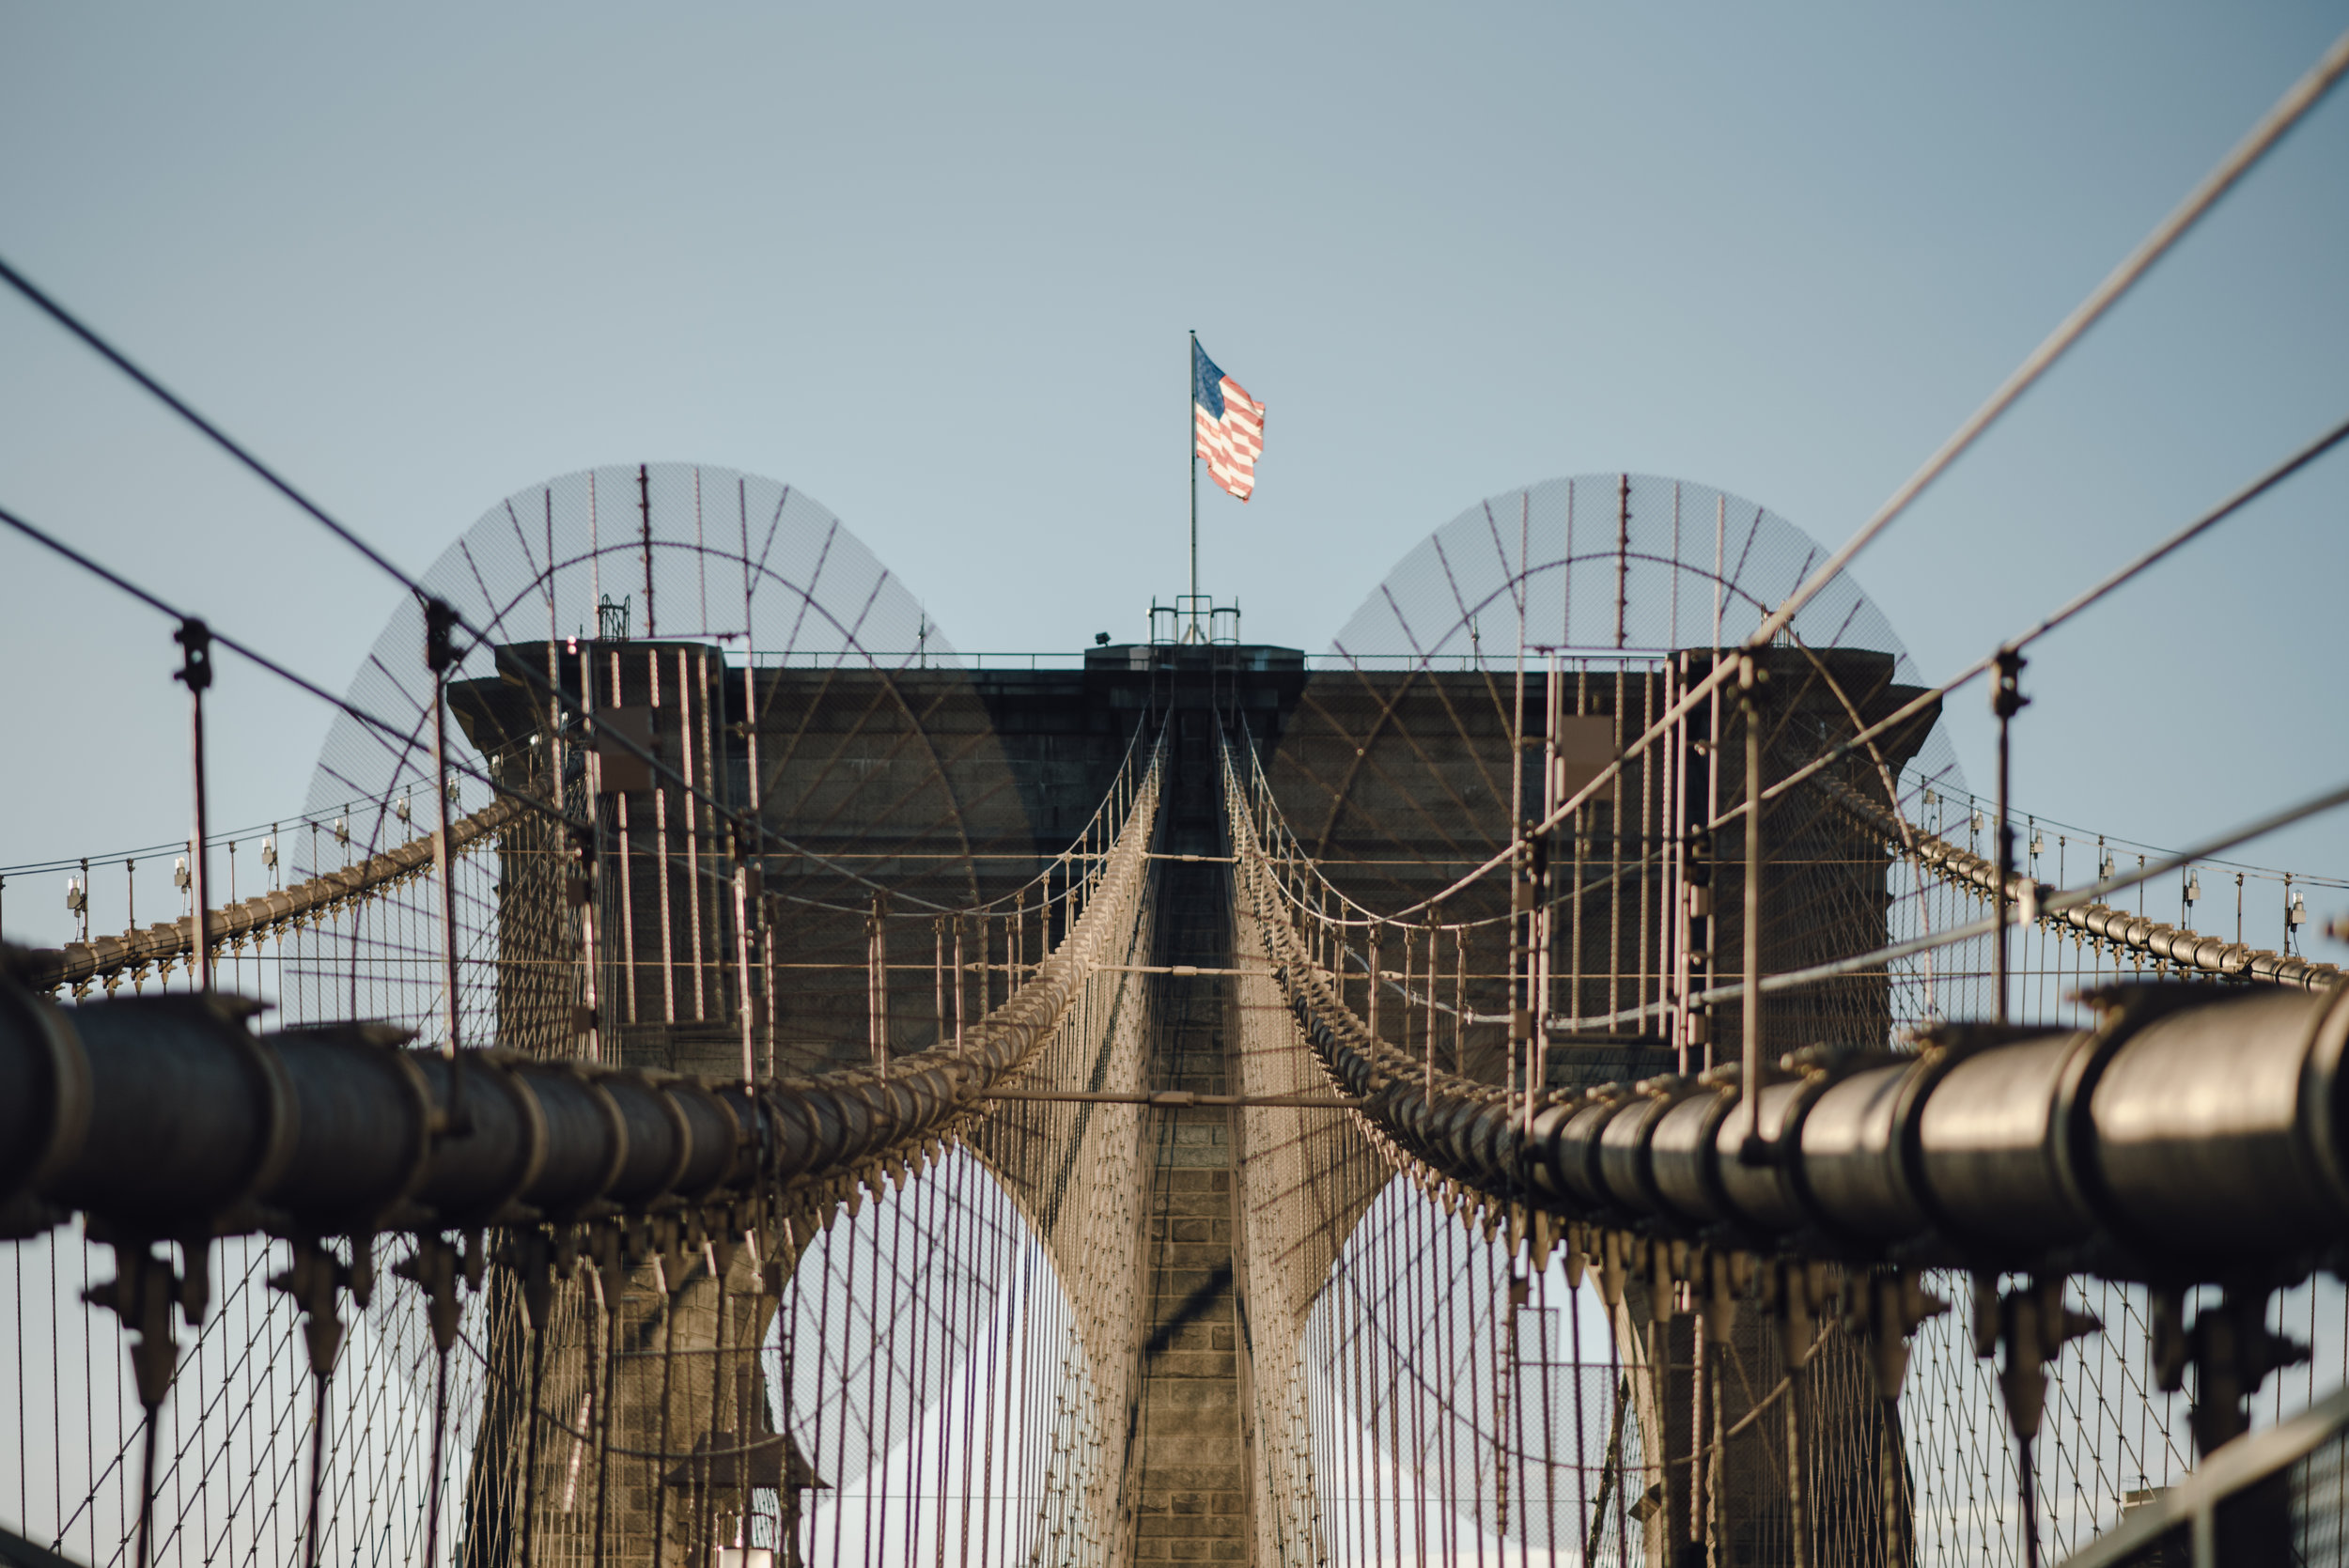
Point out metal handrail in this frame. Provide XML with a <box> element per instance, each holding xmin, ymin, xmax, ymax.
<box><xmin>2057</xmin><ymin>1381</ymin><xmax>2349</xmax><ymax>1568</ymax></box>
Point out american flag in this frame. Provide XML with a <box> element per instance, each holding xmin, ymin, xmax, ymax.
<box><xmin>1192</xmin><ymin>340</ymin><xmax>1266</xmax><ymax>502</ymax></box>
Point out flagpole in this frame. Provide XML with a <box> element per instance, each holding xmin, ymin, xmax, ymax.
<box><xmin>1189</xmin><ymin>329</ymin><xmax>1199</xmax><ymax>614</ymax></box>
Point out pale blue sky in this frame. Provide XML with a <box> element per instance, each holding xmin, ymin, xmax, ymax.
<box><xmin>3</xmin><ymin>3</ymin><xmax>2345</xmax><ymax>941</ymax></box>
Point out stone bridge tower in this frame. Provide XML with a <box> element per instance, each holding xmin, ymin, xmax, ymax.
<box><xmin>454</xmin><ymin>629</ymin><xmax>1935</xmax><ymax>1564</ymax></box>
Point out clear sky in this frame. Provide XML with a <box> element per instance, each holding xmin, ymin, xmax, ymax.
<box><xmin>3</xmin><ymin>3</ymin><xmax>2345</xmax><ymax>943</ymax></box>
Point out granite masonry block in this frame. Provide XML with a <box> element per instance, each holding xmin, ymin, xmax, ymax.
<box><xmin>1142</xmin><ymin>1467</ymin><xmax>1242</xmax><ymax>1492</ymax></box>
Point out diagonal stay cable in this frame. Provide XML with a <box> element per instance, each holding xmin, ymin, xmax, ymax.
<box><xmin>1715</xmin><ymin>411</ymin><xmax>2349</xmax><ymax>827</ymax></box>
<box><xmin>1370</xmin><ymin>23</ymin><xmax>2349</xmax><ymax>923</ymax></box>
<box><xmin>1268</xmin><ymin>433</ymin><xmax>2349</xmax><ymax>1020</ymax></box>
<box><xmin>1687</xmin><ymin>767</ymin><xmax>2349</xmax><ymax>1011</ymax></box>
<box><xmin>12</xmin><ymin>23</ymin><xmax>2349</xmax><ymax>928</ymax></box>
<box><xmin>1747</xmin><ymin>20</ymin><xmax>2349</xmax><ymax>652</ymax></box>
<box><xmin>0</xmin><ymin>253</ymin><xmax>418</xmax><ymax>601</ymax></box>
<box><xmin>0</xmin><ymin>499</ymin><xmax>585</xmax><ymax>836</ymax></box>
<box><xmin>0</xmin><ymin>252</ymin><xmax>957</xmax><ymax>912</ymax></box>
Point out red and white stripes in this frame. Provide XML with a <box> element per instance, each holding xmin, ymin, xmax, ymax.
<box><xmin>1195</xmin><ymin>375</ymin><xmax>1267</xmax><ymax>502</ymax></box>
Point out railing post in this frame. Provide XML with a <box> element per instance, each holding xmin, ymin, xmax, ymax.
<box><xmin>173</xmin><ymin>619</ymin><xmax>214</xmax><ymax>994</ymax></box>
<box><xmin>426</xmin><ymin>598</ymin><xmax>468</xmax><ymax>1130</ymax></box>
<box><xmin>1992</xmin><ymin>649</ymin><xmax>2030</xmax><ymax>1024</ymax></box>
<box><xmin>573</xmin><ymin>823</ymin><xmax>601</xmax><ymax>1064</ymax></box>
<box><xmin>1738</xmin><ymin>655</ymin><xmax>1766</xmax><ymax>1160</ymax></box>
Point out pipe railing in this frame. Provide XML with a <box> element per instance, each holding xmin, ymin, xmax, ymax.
<box><xmin>1818</xmin><ymin>770</ymin><xmax>2344</xmax><ymax>992</ymax></box>
<box><xmin>17</xmin><ymin>793</ymin><xmax>525</xmax><ymax>996</ymax></box>
<box><xmin>1223</xmin><ymin>738</ymin><xmax>2349</xmax><ymax>1460</ymax></box>
<box><xmin>0</xmin><ymin>734</ymin><xmax>1163</xmax><ymax>1254</ymax></box>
